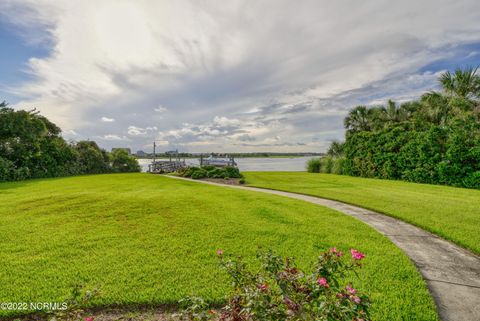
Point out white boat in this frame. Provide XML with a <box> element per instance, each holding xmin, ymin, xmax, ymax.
<box><xmin>201</xmin><ymin>155</ymin><xmax>237</xmax><ymax>167</ymax></box>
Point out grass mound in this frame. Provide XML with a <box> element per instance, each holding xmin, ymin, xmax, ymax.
<box><xmin>243</xmin><ymin>172</ymin><xmax>480</xmax><ymax>254</ymax></box>
<box><xmin>0</xmin><ymin>174</ymin><xmax>438</xmax><ymax>320</ymax></box>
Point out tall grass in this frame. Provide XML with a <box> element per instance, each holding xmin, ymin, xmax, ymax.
<box><xmin>307</xmin><ymin>156</ymin><xmax>345</xmax><ymax>174</ymax></box>
<box><xmin>306</xmin><ymin>158</ymin><xmax>321</xmax><ymax>172</ymax></box>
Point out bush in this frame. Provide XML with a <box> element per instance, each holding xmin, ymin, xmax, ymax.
<box><xmin>0</xmin><ymin>103</ymin><xmax>144</xmax><ymax>181</ymax></box>
<box><xmin>335</xmin><ymin>77</ymin><xmax>480</xmax><ymax>189</ymax></box>
<box><xmin>191</xmin><ymin>168</ymin><xmax>208</xmax><ymax>179</ymax></box>
<box><xmin>179</xmin><ymin>167</ymin><xmax>199</xmax><ymax>177</ymax></box>
<box><xmin>180</xmin><ymin>247</ymin><xmax>371</xmax><ymax>320</ymax></box>
<box><xmin>206</xmin><ymin>168</ymin><xmax>224</xmax><ymax>178</ymax></box>
<box><xmin>306</xmin><ymin>158</ymin><xmax>321</xmax><ymax>173</ymax></box>
<box><xmin>332</xmin><ymin>157</ymin><xmax>346</xmax><ymax>174</ymax></box>
<box><xmin>320</xmin><ymin>156</ymin><xmax>334</xmax><ymax>173</ymax></box>
<box><xmin>463</xmin><ymin>171</ymin><xmax>480</xmax><ymax>189</ymax></box>
<box><xmin>110</xmin><ymin>149</ymin><xmax>141</xmax><ymax>173</ymax></box>
<box><xmin>0</xmin><ymin>157</ymin><xmax>15</xmax><ymax>181</ymax></box>
<box><xmin>307</xmin><ymin>157</ymin><xmax>345</xmax><ymax>175</ymax></box>
<box><xmin>181</xmin><ymin>166</ymin><xmax>242</xmax><ymax>180</ymax></box>
<box><xmin>224</xmin><ymin>166</ymin><xmax>242</xmax><ymax>178</ymax></box>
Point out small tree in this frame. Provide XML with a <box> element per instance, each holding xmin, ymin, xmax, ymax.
<box><xmin>110</xmin><ymin>149</ymin><xmax>141</xmax><ymax>173</ymax></box>
<box><xmin>75</xmin><ymin>141</ymin><xmax>110</xmax><ymax>174</ymax></box>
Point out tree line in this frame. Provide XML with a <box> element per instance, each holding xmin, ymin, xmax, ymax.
<box><xmin>0</xmin><ymin>103</ymin><xmax>140</xmax><ymax>182</ymax></box>
<box><xmin>320</xmin><ymin>67</ymin><xmax>480</xmax><ymax>189</ymax></box>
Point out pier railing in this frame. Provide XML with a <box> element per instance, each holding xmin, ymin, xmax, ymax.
<box><xmin>148</xmin><ymin>160</ymin><xmax>186</xmax><ymax>174</ymax></box>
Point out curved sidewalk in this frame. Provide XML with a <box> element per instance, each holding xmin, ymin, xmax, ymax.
<box><xmin>167</xmin><ymin>176</ymin><xmax>480</xmax><ymax>321</ymax></box>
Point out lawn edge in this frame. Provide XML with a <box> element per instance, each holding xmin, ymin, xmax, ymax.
<box><xmin>241</xmin><ymin>179</ymin><xmax>479</xmax><ymax>256</ymax></box>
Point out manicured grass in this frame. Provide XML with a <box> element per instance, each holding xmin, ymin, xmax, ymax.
<box><xmin>243</xmin><ymin>172</ymin><xmax>480</xmax><ymax>254</ymax></box>
<box><xmin>0</xmin><ymin>174</ymin><xmax>438</xmax><ymax>320</ymax></box>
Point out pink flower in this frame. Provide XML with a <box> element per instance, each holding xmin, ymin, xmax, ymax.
<box><xmin>317</xmin><ymin>277</ymin><xmax>329</xmax><ymax>288</ymax></box>
<box><xmin>352</xmin><ymin>296</ymin><xmax>361</xmax><ymax>304</ymax></box>
<box><xmin>85</xmin><ymin>317</ymin><xmax>94</xmax><ymax>321</ymax></box>
<box><xmin>216</xmin><ymin>249</ymin><xmax>224</xmax><ymax>256</ymax></box>
<box><xmin>330</xmin><ymin>247</ymin><xmax>344</xmax><ymax>257</ymax></box>
<box><xmin>350</xmin><ymin>249</ymin><xmax>365</xmax><ymax>261</ymax></box>
<box><xmin>346</xmin><ymin>285</ymin><xmax>357</xmax><ymax>295</ymax></box>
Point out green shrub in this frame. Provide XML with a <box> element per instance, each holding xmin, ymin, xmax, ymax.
<box><xmin>332</xmin><ymin>157</ymin><xmax>346</xmax><ymax>174</ymax></box>
<box><xmin>239</xmin><ymin>178</ymin><xmax>246</xmax><ymax>184</ymax></box>
<box><xmin>224</xmin><ymin>166</ymin><xmax>242</xmax><ymax>178</ymax></box>
<box><xmin>110</xmin><ymin>149</ymin><xmax>141</xmax><ymax>173</ymax></box>
<box><xmin>335</xmin><ymin>69</ymin><xmax>480</xmax><ymax>189</ymax></box>
<box><xmin>179</xmin><ymin>166</ymin><xmax>198</xmax><ymax>177</ymax></box>
<box><xmin>306</xmin><ymin>158</ymin><xmax>321</xmax><ymax>173</ymax></box>
<box><xmin>202</xmin><ymin>165</ymin><xmax>216</xmax><ymax>171</ymax></box>
<box><xmin>191</xmin><ymin>168</ymin><xmax>207</xmax><ymax>179</ymax></box>
<box><xmin>463</xmin><ymin>171</ymin><xmax>480</xmax><ymax>189</ymax></box>
<box><xmin>207</xmin><ymin>168</ymin><xmax>224</xmax><ymax>178</ymax></box>
<box><xmin>180</xmin><ymin>166</ymin><xmax>242</xmax><ymax>180</ymax></box>
<box><xmin>320</xmin><ymin>156</ymin><xmax>334</xmax><ymax>173</ymax></box>
<box><xmin>0</xmin><ymin>157</ymin><xmax>15</xmax><ymax>181</ymax></box>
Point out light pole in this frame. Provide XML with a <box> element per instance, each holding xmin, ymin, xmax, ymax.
<box><xmin>153</xmin><ymin>141</ymin><xmax>156</xmax><ymax>164</ymax></box>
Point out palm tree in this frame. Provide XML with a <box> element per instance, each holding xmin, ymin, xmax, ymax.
<box><xmin>399</xmin><ymin>101</ymin><xmax>421</xmax><ymax>119</ymax></box>
<box><xmin>420</xmin><ymin>91</ymin><xmax>451</xmax><ymax>126</ymax></box>
<box><xmin>344</xmin><ymin>106</ymin><xmax>371</xmax><ymax>133</ymax></box>
<box><xmin>439</xmin><ymin>67</ymin><xmax>480</xmax><ymax>99</ymax></box>
<box><xmin>367</xmin><ymin>106</ymin><xmax>387</xmax><ymax>131</ymax></box>
<box><xmin>382</xmin><ymin>100</ymin><xmax>408</xmax><ymax>125</ymax></box>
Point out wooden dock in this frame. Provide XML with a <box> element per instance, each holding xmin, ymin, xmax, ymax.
<box><xmin>148</xmin><ymin>161</ymin><xmax>186</xmax><ymax>174</ymax></box>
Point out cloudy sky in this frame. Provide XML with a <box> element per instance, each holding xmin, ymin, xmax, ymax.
<box><xmin>1</xmin><ymin>0</ymin><xmax>480</xmax><ymax>153</ymax></box>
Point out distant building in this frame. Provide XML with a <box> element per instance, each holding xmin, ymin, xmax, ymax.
<box><xmin>136</xmin><ymin>150</ymin><xmax>147</xmax><ymax>157</ymax></box>
<box><xmin>166</xmin><ymin>149</ymin><xmax>178</xmax><ymax>155</ymax></box>
<box><xmin>111</xmin><ymin>148</ymin><xmax>131</xmax><ymax>155</ymax></box>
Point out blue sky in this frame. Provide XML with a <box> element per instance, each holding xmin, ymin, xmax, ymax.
<box><xmin>1</xmin><ymin>0</ymin><xmax>479</xmax><ymax>153</ymax></box>
<box><xmin>419</xmin><ymin>43</ymin><xmax>480</xmax><ymax>74</ymax></box>
<box><xmin>0</xmin><ymin>19</ymin><xmax>51</xmax><ymax>103</ymax></box>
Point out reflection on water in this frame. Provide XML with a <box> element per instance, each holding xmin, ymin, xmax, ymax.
<box><xmin>137</xmin><ymin>157</ymin><xmax>315</xmax><ymax>172</ymax></box>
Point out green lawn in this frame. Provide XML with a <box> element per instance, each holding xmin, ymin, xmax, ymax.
<box><xmin>0</xmin><ymin>173</ymin><xmax>438</xmax><ymax>320</ymax></box>
<box><xmin>243</xmin><ymin>172</ymin><xmax>480</xmax><ymax>254</ymax></box>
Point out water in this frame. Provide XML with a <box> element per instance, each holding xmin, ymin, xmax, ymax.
<box><xmin>137</xmin><ymin>156</ymin><xmax>315</xmax><ymax>172</ymax></box>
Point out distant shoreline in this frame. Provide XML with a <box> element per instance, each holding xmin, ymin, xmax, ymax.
<box><xmin>135</xmin><ymin>154</ymin><xmax>323</xmax><ymax>159</ymax></box>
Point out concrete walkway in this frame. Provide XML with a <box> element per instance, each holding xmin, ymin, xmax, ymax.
<box><xmin>167</xmin><ymin>176</ymin><xmax>480</xmax><ymax>321</ymax></box>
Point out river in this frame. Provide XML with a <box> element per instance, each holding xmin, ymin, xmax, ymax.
<box><xmin>137</xmin><ymin>156</ymin><xmax>315</xmax><ymax>172</ymax></box>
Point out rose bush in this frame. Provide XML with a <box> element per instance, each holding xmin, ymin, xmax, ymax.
<box><xmin>180</xmin><ymin>247</ymin><xmax>370</xmax><ymax>321</ymax></box>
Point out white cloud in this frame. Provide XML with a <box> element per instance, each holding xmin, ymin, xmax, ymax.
<box><xmin>127</xmin><ymin>125</ymin><xmax>158</xmax><ymax>137</ymax></box>
<box><xmin>102</xmin><ymin>134</ymin><xmax>130</xmax><ymax>141</ymax></box>
<box><xmin>1</xmin><ymin>0</ymin><xmax>480</xmax><ymax>151</ymax></box>
<box><xmin>154</xmin><ymin>105</ymin><xmax>168</xmax><ymax>113</ymax></box>
<box><xmin>101</xmin><ymin>116</ymin><xmax>115</xmax><ymax>122</ymax></box>
<box><xmin>64</xmin><ymin>129</ymin><xmax>78</xmax><ymax>136</ymax></box>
